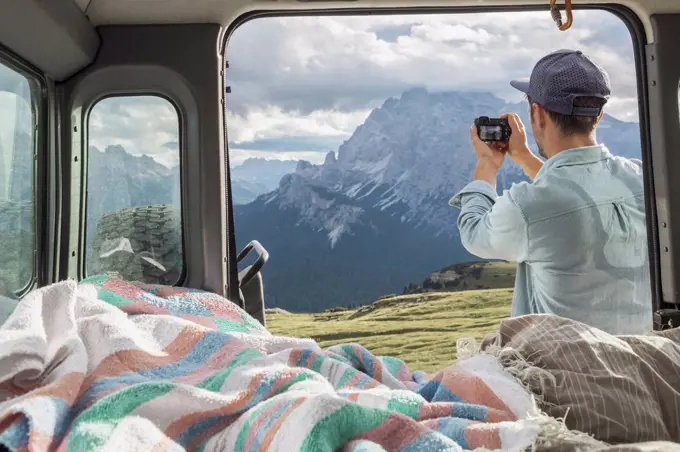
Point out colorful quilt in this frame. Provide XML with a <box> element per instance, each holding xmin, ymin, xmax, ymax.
<box><xmin>0</xmin><ymin>276</ymin><xmax>553</xmax><ymax>451</ymax></box>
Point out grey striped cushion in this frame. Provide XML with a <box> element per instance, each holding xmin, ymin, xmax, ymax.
<box><xmin>481</xmin><ymin>314</ymin><xmax>680</xmax><ymax>445</ymax></box>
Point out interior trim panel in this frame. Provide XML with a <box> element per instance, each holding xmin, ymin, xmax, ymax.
<box><xmin>0</xmin><ymin>0</ymin><xmax>99</xmax><ymax>81</ymax></box>
<box><xmin>57</xmin><ymin>24</ymin><xmax>225</xmax><ymax>295</ymax></box>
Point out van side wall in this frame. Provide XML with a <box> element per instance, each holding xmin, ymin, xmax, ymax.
<box><xmin>56</xmin><ymin>24</ymin><xmax>227</xmax><ymax>295</ymax></box>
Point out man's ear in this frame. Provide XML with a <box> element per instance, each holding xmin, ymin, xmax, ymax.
<box><xmin>533</xmin><ymin>103</ymin><xmax>547</xmax><ymax>129</ymax></box>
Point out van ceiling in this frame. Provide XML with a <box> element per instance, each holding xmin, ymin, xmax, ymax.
<box><xmin>1</xmin><ymin>0</ymin><xmax>679</xmax><ymax>82</ymax></box>
<box><xmin>75</xmin><ymin>0</ymin><xmax>680</xmax><ymax>26</ymax></box>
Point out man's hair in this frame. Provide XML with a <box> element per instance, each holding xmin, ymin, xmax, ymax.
<box><xmin>527</xmin><ymin>95</ymin><xmax>606</xmax><ymax>135</ymax></box>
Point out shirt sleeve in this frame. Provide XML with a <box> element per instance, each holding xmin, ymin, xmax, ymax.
<box><xmin>449</xmin><ymin>180</ymin><xmax>529</xmax><ymax>263</ymax></box>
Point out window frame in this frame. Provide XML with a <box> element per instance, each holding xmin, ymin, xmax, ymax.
<box><xmin>220</xmin><ymin>3</ymin><xmax>661</xmax><ymax>312</ymax></box>
<box><xmin>80</xmin><ymin>91</ymin><xmax>187</xmax><ymax>285</ymax></box>
<box><xmin>0</xmin><ymin>43</ymin><xmax>48</xmax><ymax>297</ymax></box>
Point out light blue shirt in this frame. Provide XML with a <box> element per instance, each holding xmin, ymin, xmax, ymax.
<box><xmin>449</xmin><ymin>144</ymin><xmax>653</xmax><ymax>335</ymax></box>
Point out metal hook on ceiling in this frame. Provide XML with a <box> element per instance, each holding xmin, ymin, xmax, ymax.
<box><xmin>550</xmin><ymin>0</ymin><xmax>573</xmax><ymax>31</ymax></box>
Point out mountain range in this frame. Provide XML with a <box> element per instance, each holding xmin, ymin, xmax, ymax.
<box><xmin>234</xmin><ymin>88</ymin><xmax>642</xmax><ymax>311</ymax></box>
<box><xmin>230</xmin><ymin>158</ymin><xmax>297</xmax><ymax>204</ymax></box>
<box><xmin>0</xmin><ymin>88</ymin><xmax>643</xmax><ymax>310</ymax></box>
<box><xmin>0</xmin><ymin>131</ymin><xmax>33</xmax><ymax>294</ymax></box>
<box><xmin>85</xmin><ymin>148</ymin><xmax>295</xmax><ymax>237</ymax></box>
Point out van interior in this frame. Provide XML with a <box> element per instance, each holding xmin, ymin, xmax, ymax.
<box><xmin>1</xmin><ymin>0</ymin><xmax>680</xmax><ymax>450</ymax></box>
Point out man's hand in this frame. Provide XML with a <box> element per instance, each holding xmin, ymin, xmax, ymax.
<box><xmin>471</xmin><ymin>124</ymin><xmax>505</xmax><ymax>187</ymax></box>
<box><xmin>501</xmin><ymin>113</ymin><xmax>543</xmax><ymax>180</ymax></box>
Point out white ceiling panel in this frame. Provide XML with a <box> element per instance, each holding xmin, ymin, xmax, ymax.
<box><xmin>75</xmin><ymin>0</ymin><xmax>680</xmax><ymax>27</ymax></box>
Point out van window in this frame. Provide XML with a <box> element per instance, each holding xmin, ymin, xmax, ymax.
<box><xmin>0</xmin><ymin>60</ymin><xmax>37</xmax><ymax>296</ymax></box>
<box><xmin>226</xmin><ymin>10</ymin><xmax>644</xmax><ymax>370</ymax></box>
<box><xmin>85</xmin><ymin>95</ymin><xmax>183</xmax><ymax>285</ymax></box>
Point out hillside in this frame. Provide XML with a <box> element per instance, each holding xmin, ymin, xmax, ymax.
<box><xmin>267</xmin><ymin>288</ymin><xmax>513</xmax><ymax>373</ymax></box>
<box><xmin>404</xmin><ymin>261</ymin><xmax>516</xmax><ymax>294</ymax></box>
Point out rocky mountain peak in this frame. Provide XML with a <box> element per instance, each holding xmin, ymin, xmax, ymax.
<box><xmin>324</xmin><ymin>151</ymin><xmax>337</xmax><ymax>166</ymax></box>
<box><xmin>295</xmin><ymin>160</ymin><xmax>314</xmax><ymax>174</ymax></box>
<box><xmin>252</xmin><ymin>89</ymin><xmax>641</xmax><ymax>247</ymax></box>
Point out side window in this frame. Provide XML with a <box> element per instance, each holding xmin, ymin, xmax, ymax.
<box><xmin>0</xmin><ymin>60</ymin><xmax>37</xmax><ymax>296</ymax></box>
<box><xmin>85</xmin><ymin>95</ymin><xmax>183</xmax><ymax>285</ymax></box>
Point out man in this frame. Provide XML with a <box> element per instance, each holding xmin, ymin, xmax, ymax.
<box><xmin>449</xmin><ymin>49</ymin><xmax>652</xmax><ymax>335</ymax></box>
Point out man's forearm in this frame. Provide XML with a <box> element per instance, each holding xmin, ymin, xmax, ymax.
<box><xmin>516</xmin><ymin>154</ymin><xmax>544</xmax><ymax>180</ymax></box>
<box><xmin>474</xmin><ymin>160</ymin><xmax>499</xmax><ymax>187</ymax></box>
<box><xmin>454</xmin><ymin>183</ymin><xmax>528</xmax><ymax>264</ymax></box>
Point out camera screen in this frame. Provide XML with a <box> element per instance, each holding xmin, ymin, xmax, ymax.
<box><xmin>479</xmin><ymin>125</ymin><xmax>503</xmax><ymax>141</ymax></box>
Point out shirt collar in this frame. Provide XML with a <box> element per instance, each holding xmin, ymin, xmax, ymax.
<box><xmin>534</xmin><ymin>144</ymin><xmax>611</xmax><ymax>182</ymax></box>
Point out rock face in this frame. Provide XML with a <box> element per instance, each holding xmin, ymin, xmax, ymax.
<box><xmin>234</xmin><ymin>89</ymin><xmax>641</xmax><ymax>311</ymax></box>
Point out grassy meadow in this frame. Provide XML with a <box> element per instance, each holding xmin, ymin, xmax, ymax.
<box><xmin>267</xmin><ymin>286</ymin><xmax>513</xmax><ymax>373</ymax></box>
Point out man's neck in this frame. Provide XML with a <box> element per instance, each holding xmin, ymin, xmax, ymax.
<box><xmin>543</xmin><ymin>135</ymin><xmax>598</xmax><ymax>159</ymax></box>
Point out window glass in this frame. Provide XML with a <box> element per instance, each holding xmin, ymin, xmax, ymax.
<box><xmin>85</xmin><ymin>95</ymin><xmax>183</xmax><ymax>285</ymax></box>
<box><xmin>0</xmin><ymin>61</ymin><xmax>36</xmax><ymax>296</ymax></box>
<box><xmin>226</xmin><ymin>11</ymin><xmax>644</xmax><ymax>370</ymax></box>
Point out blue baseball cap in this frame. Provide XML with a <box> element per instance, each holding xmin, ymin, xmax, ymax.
<box><xmin>510</xmin><ymin>49</ymin><xmax>611</xmax><ymax>117</ymax></box>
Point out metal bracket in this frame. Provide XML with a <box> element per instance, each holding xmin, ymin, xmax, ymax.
<box><xmin>654</xmin><ymin>308</ymin><xmax>680</xmax><ymax>330</ymax></box>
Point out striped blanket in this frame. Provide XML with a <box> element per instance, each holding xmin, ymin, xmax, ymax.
<box><xmin>0</xmin><ymin>277</ymin><xmax>546</xmax><ymax>451</ymax></box>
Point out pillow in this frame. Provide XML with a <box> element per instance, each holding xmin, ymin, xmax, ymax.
<box><xmin>481</xmin><ymin>314</ymin><xmax>680</xmax><ymax>445</ymax></box>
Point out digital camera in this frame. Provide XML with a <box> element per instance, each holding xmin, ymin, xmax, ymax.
<box><xmin>474</xmin><ymin>116</ymin><xmax>512</xmax><ymax>142</ymax></box>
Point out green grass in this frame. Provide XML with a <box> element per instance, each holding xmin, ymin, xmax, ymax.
<box><xmin>466</xmin><ymin>261</ymin><xmax>517</xmax><ymax>288</ymax></box>
<box><xmin>267</xmin><ymin>288</ymin><xmax>513</xmax><ymax>374</ymax></box>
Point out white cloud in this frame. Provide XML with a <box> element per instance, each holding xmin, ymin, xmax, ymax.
<box><xmin>604</xmin><ymin>97</ymin><xmax>640</xmax><ymax>122</ymax></box>
<box><xmin>229</xmin><ymin>149</ymin><xmax>327</xmax><ymax>167</ymax></box>
<box><xmin>88</xmin><ymin>95</ymin><xmax>180</xmax><ymax>167</ymax></box>
<box><xmin>0</xmin><ymin>64</ymin><xmax>34</xmax><ymax>190</ymax></box>
<box><xmin>0</xmin><ymin>93</ymin><xmax>23</xmax><ymax>160</ymax></box>
<box><xmin>410</xmin><ymin>22</ymin><xmax>494</xmax><ymax>44</ymax></box>
<box><xmin>226</xmin><ymin>107</ymin><xmax>370</xmax><ymax>144</ymax></box>
<box><xmin>227</xmin><ymin>10</ymin><xmax>636</xmax><ymax>112</ymax></box>
<box><xmin>0</xmin><ymin>90</ymin><xmax>33</xmax><ymax>199</ymax></box>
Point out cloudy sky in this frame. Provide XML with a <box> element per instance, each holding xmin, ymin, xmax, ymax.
<box><xmin>224</xmin><ymin>9</ymin><xmax>638</xmax><ymax>166</ymax></box>
<box><xmin>89</xmin><ymin>96</ymin><xmax>181</xmax><ymax>168</ymax></box>
<box><xmin>0</xmin><ymin>64</ymin><xmax>33</xmax><ymax>194</ymax></box>
<box><xmin>1</xmin><ymin>9</ymin><xmax>640</xmax><ymax>170</ymax></box>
